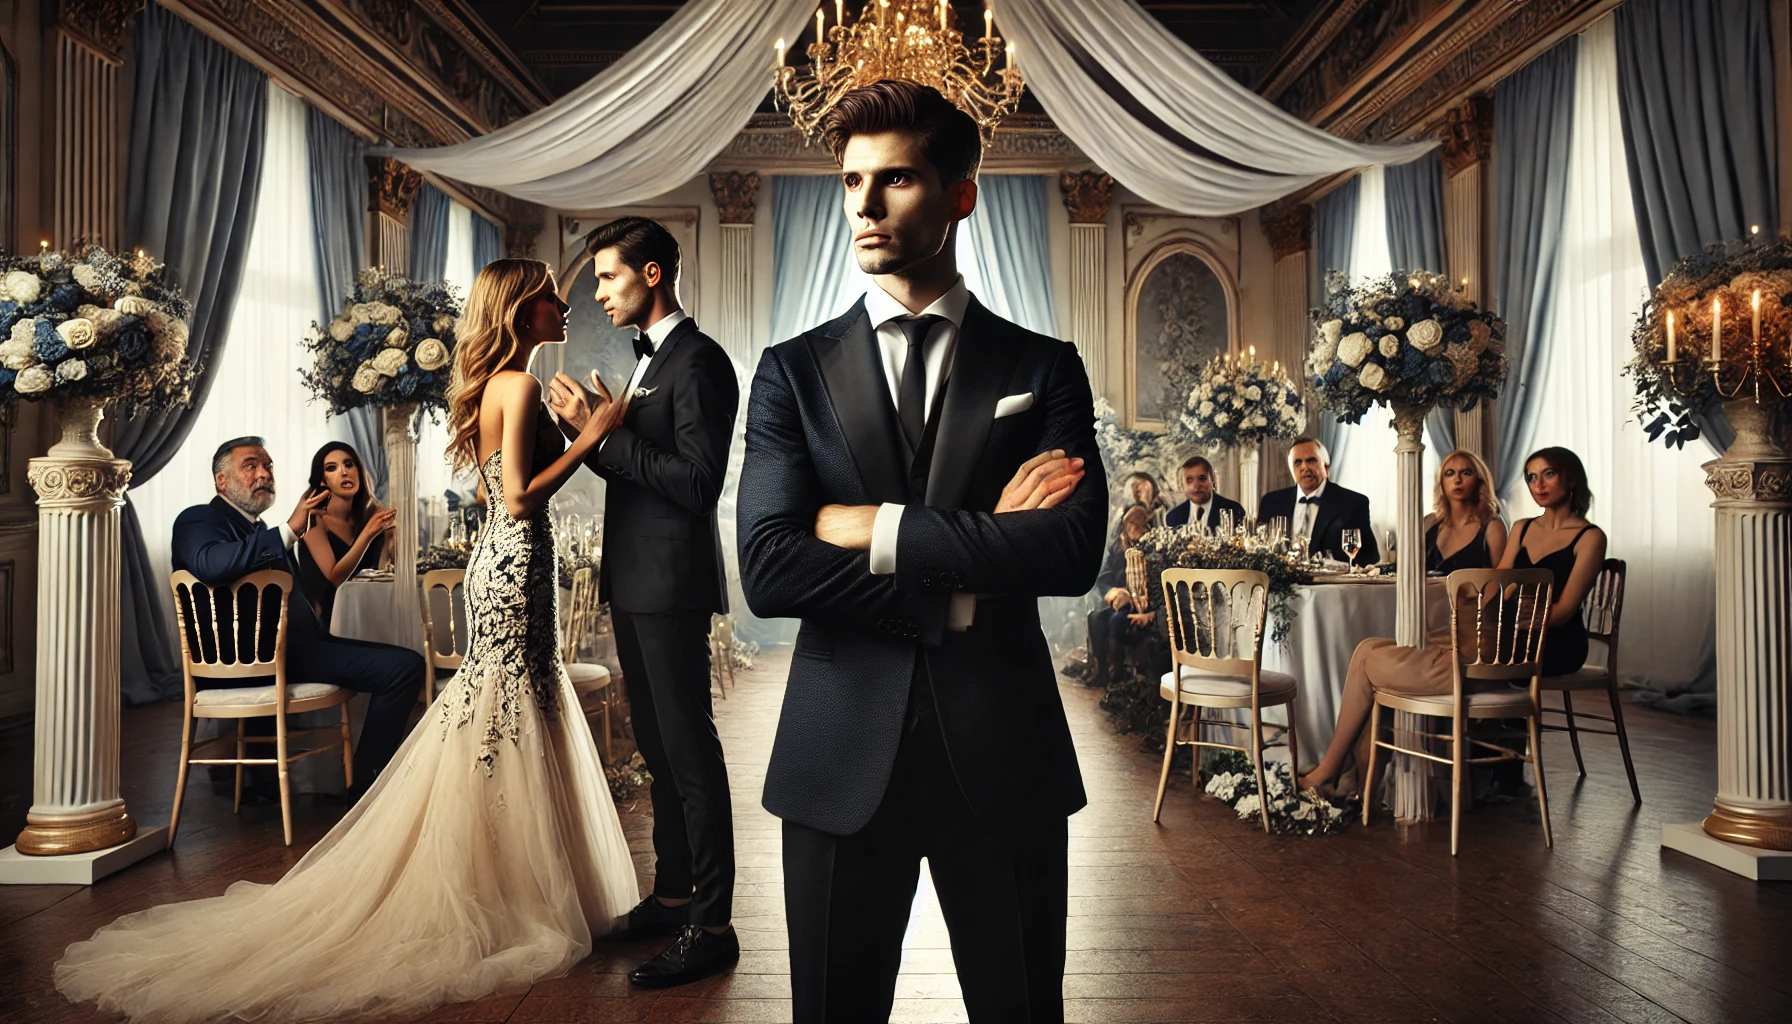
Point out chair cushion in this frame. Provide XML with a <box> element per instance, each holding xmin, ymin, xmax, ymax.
<box><xmin>1391</xmin><ymin>688</ymin><xmax>1536</xmax><ymax>714</ymax></box>
<box><xmin>566</xmin><ymin>661</ymin><xmax>611</xmax><ymax>693</ymax></box>
<box><xmin>1160</xmin><ymin>667</ymin><xmax>1297</xmax><ymax>702</ymax></box>
<box><xmin>195</xmin><ymin>682</ymin><xmax>343</xmax><ymax>707</ymax></box>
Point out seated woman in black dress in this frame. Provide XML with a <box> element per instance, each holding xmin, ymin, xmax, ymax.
<box><xmin>297</xmin><ymin>441</ymin><xmax>396</xmax><ymax>630</ymax></box>
<box><xmin>1424</xmin><ymin>448</ymin><xmax>1507</xmax><ymax>574</ymax></box>
<box><xmin>1495</xmin><ymin>445</ymin><xmax>1607</xmax><ymax>678</ymax></box>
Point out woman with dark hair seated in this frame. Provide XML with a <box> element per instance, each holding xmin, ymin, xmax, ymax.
<box><xmin>1297</xmin><ymin>446</ymin><xmax>1606</xmax><ymax>795</ymax></box>
<box><xmin>297</xmin><ymin>441</ymin><xmax>396</xmax><ymax>630</ymax></box>
<box><xmin>1087</xmin><ymin>504</ymin><xmax>1155</xmax><ymax>687</ymax></box>
<box><xmin>1425</xmin><ymin>448</ymin><xmax>1507</xmax><ymax>574</ymax></box>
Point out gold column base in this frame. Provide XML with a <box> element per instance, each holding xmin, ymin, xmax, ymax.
<box><xmin>1703</xmin><ymin>802</ymin><xmax>1792</xmax><ymax>851</ymax></box>
<box><xmin>16</xmin><ymin>808</ymin><xmax>137</xmax><ymax>856</ymax></box>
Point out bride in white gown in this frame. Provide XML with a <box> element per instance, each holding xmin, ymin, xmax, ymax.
<box><xmin>56</xmin><ymin>259</ymin><xmax>639</xmax><ymax>1023</ymax></box>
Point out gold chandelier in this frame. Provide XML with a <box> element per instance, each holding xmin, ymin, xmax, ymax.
<box><xmin>772</xmin><ymin>1</ymin><xmax>1026</xmax><ymax>145</ymax></box>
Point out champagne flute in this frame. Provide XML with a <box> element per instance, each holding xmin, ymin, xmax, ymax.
<box><xmin>1342</xmin><ymin>528</ymin><xmax>1362</xmax><ymax>573</ymax></box>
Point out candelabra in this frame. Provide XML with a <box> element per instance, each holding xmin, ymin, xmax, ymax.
<box><xmin>1653</xmin><ymin>291</ymin><xmax>1792</xmax><ymax>407</ymax></box>
<box><xmin>772</xmin><ymin>0</ymin><xmax>1024</xmax><ymax>143</ymax></box>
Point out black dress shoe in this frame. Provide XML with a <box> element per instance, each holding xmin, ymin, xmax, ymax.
<box><xmin>618</xmin><ymin>895</ymin><xmax>689</xmax><ymax>940</ymax></box>
<box><xmin>628</xmin><ymin>925</ymin><xmax>739</xmax><ymax>989</ymax></box>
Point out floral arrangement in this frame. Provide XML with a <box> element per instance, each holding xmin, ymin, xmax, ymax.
<box><xmin>0</xmin><ymin>245</ymin><xmax>196</xmax><ymax>416</ymax></box>
<box><xmin>604</xmin><ymin>750</ymin><xmax>653</xmax><ymax>804</ymax></box>
<box><xmin>417</xmin><ymin>540</ymin><xmax>472</xmax><ymax>573</ymax></box>
<box><xmin>1624</xmin><ymin>237</ymin><xmax>1792</xmax><ymax>449</ymax></box>
<box><xmin>558</xmin><ymin>551</ymin><xmax>601</xmax><ymax>593</ymax></box>
<box><xmin>1308</xmin><ymin>269</ymin><xmax>1506</xmax><ymax>423</ymax></box>
<box><xmin>302</xmin><ymin>268</ymin><xmax>459</xmax><ymax>416</ymax></box>
<box><xmin>730</xmin><ymin>636</ymin><xmax>760</xmax><ymax>671</ymax></box>
<box><xmin>1178</xmin><ymin>350</ymin><xmax>1304</xmax><ymax>449</ymax></box>
<box><xmin>1201</xmin><ymin>751</ymin><xmax>1356</xmax><ymax>836</ymax></box>
<box><xmin>1132</xmin><ymin>524</ymin><xmax>1312</xmax><ymax>644</ymax></box>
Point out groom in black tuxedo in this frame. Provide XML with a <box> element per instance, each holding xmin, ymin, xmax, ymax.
<box><xmin>544</xmin><ymin>217</ymin><xmax>741</xmax><ymax>989</ymax></box>
<box><xmin>1258</xmin><ymin>435</ymin><xmax>1380</xmax><ymax>562</ymax></box>
<box><xmin>737</xmin><ymin>81</ymin><xmax>1106</xmax><ymax>1023</ymax></box>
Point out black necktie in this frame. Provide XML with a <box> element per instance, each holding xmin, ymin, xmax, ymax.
<box><xmin>896</xmin><ymin>315</ymin><xmax>942</xmax><ymax>450</ymax></box>
<box><xmin>632</xmin><ymin>330</ymin><xmax>653</xmax><ymax>361</ymax></box>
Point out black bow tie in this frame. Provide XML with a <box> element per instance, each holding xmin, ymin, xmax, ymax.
<box><xmin>1299</xmin><ymin>495</ymin><xmax>1319</xmax><ymax>504</ymax></box>
<box><xmin>632</xmin><ymin>330</ymin><xmax>654</xmax><ymax>361</ymax></box>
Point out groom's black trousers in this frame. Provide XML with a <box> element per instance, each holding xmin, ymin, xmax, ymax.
<box><xmin>613</xmin><ymin>607</ymin><xmax>734</xmax><ymax>928</ymax></box>
<box><xmin>783</xmin><ymin>663</ymin><xmax>1069</xmax><ymax>1024</ymax></box>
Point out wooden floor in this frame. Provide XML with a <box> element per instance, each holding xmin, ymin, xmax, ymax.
<box><xmin>1</xmin><ymin>652</ymin><xmax>1788</xmax><ymax>1023</ymax></box>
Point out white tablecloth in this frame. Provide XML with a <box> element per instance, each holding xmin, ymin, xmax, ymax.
<box><xmin>332</xmin><ymin>577</ymin><xmax>427</xmax><ymax>653</ymax></box>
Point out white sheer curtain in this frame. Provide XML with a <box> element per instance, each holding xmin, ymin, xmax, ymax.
<box><xmin>1504</xmin><ymin>16</ymin><xmax>1714</xmax><ymax>689</ymax></box>
<box><xmin>130</xmin><ymin>85</ymin><xmax>349</xmax><ymax>625</ymax></box>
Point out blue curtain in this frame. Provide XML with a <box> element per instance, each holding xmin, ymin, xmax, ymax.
<box><xmin>769</xmin><ymin>175</ymin><xmax>859</xmax><ymax>348</ymax></box>
<box><xmin>1310</xmin><ymin>176</ymin><xmax>1360</xmax><ymax>469</ymax></box>
<box><xmin>1616</xmin><ymin>0</ymin><xmax>1777</xmax><ymax>456</ymax></box>
<box><xmin>1493</xmin><ymin>37</ymin><xmax>1579</xmax><ymax>494</ymax></box>
<box><xmin>472</xmin><ymin>215</ymin><xmax>504</xmax><ymax>277</ymax></box>
<box><xmin>1385</xmin><ymin>150</ymin><xmax>1456</xmax><ymax>454</ymax></box>
<box><xmin>963</xmin><ymin>175</ymin><xmax>1059</xmax><ymax>336</ymax></box>
<box><xmin>409</xmin><ymin>183</ymin><xmax>452</xmax><ymax>283</ymax></box>
<box><xmin>115</xmin><ymin>4</ymin><xmax>268</xmax><ymax>704</ymax></box>
<box><xmin>304</xmin><ymin>103</ymin><xmax>386</xmax><ymax>502</ymax></box>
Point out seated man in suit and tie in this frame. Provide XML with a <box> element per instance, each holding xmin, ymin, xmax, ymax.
<box><xmin>171</xmin><ymin>436</ymin><xmax>425</xmax><ymax>804</ymax></box>
<box><xmin>1164</xmin><ymin>454</ymin><xmax>1247</xmax><ymax>532</ymax></box>
<box><xmin>1258</xmin><ymin>436</ymin><xmax>1380</xmax><ymax>563</ymax></box>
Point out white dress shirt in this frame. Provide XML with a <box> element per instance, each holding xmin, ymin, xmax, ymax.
<box><xmin>602</xmin><ymin>309</ymin><xmax>687</xmax><ymax>452</ymax></box>
<box><xmin>230</xmin><ymin>497</ymin><xmax>300</xmax><ymax>551</ymax></box>
<box><xmin>1293</xmin><ymin>480</ymin><xmax>1328</xmax><ymax>538</ymax></box>
<box><xmin>859</xmin><ymin>277</ymin><xmax>977</xmax><ymax>630</ymax></box>
<box><xmin>1190</xmin><ymin>500</ymin><xmax>1212</xmax><ymax>530</ymax></box>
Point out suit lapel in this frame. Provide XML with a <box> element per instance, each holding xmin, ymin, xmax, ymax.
<box><xmin>814</xmin><ymin>304</ymin><xmax>910</xmax><ymax>505</ymax></box>
<box><xmin>638</xmin><ymin>316</ymin><xmax>698</xmax><ymax>391</ymax></box>
<box><xmin>1312</xmin><ymin>489</ymin><xmax>1346</xmax><ymax>548</ymax></box>
<box><xmin>925</xmin><ymin>298</ymin><xmax>1019</xmax><ymax>509</ymax></box>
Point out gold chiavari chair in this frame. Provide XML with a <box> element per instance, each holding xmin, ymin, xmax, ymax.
<box><xmin>1538</xmin><ymin>559</ymin><xmax>1639</xmax><ymax>803</ymax></box>
<box><xmin>562</xmin><ymin>565</ymin><xmax>614</xmax><ymax>762</ymax></box>
<box><xmin>168</xmin><ymin>570</ymin><xmax>354</xmax><ymax>846</ymax></box>
<box><xmin>418</xmin><ymin>569</ymin><xmax>466</xmax><ymax>706</ymax></box>
<box><xmin>1363</xmin><ymin>567</ymin><xmax>1555</xmax><ymax>855</ymax></box>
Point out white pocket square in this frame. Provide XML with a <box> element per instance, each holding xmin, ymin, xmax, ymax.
<box><xmin>993</xmin><ymin>392</ymin><xmax>1034</xmax><ymax>419</ymax></box>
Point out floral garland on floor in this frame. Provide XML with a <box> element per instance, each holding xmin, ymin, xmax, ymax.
<box><xmin>301</xmin><ymin>268</ymin><xmax>460</xmax><ymax>416</ymax></box>
<box><xmin>1178</xmin><ymin>351</ymin><xmax>1304</xmax><ymax>449</ymax></box>
<box><xmin>1309</xmin><ymin>270</ymin><xmax>1506</xmax><ymax>424</ymax></box>
<box><xmin>1201</xmin><ymin>751</ymin><xmax>1356</xmax><ymax>836</ymax></box>
<box><xmin>1624</xmin><ymin>237</ymin><xmax>1792</xmax><ymax>449</ymax></box>
<box><xmin>0</xmin><ymin>245</ymin><xmax>196</xmax><ymax>416</ymax></box>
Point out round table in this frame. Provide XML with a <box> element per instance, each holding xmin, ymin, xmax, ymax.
<box><xmin>332</xmin><ymin>575</ymin><xmax>427</xmax><ymax>652</ymax></box>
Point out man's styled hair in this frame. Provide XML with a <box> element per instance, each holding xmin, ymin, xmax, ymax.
<box><xmin>1288</xmin><ymin>435</ymin><xmax>1331</xmax><ymax>466</ymax></box>
<box><xmin>820</xmin><ymin>80</ymin><xmax>983</xmax><ymax>185</ymax></box>
<box><xmin>582</xmin><ymin>216</ymin><xmax>681</xmax><ymax>286</ymax></box>
<box><xmin>213</xmin><ymin>436</ymin><xmax>267</xmax><ymax>476</ymax></box>
<box><xmin>1179</xmin><ymin>455</ymin><xmax>1214</xmax><ymax>477</ymax></box>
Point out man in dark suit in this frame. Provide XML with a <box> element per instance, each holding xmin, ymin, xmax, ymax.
<box><xmin>1164</xmin><ymin>453</ymin><xmax>1247</xmax><ymax>531</ymax></box>
<box><xmin>1258</xmin><ymin>435</ymin><xmax>1380</xmax><ymax>563</ymax></box>
<box><xmin>737</xmin><ymin>81</ymin><xmax>1106</xmax><ymax>1024</ymax></box>
<box><xmin>171</xmin><ymin>437</ymin><xmax>424</xmax><ymax>803</ymax></box>
<box><xmin>544</xmin><ymin>217</ymin><xmax>740</xmax><ymax>989</ymax></box>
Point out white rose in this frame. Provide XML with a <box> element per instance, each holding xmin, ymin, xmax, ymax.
<box><xmin>71</xmin><ymin>264</ymin><xmax>104</xmax><ymax>294</ymax></box>
<box><xmin>351</xmin><ymin>362</ymin><xmax>384</xmax><ymax>393</ymax></box>
<box><xmin>1244</xmin><ymin>385</ymin><xmax>1262</xmax><ymax>402</ymax></box>
<box><xmin>1384</xmin><ymin>316</ymin><xmax>1405</xmax><ymax>331</ymax></box>
<box><xmin>10</xmin><ymin>317</ymin><xmax>37</xmax><ymax>348</ymax></box>
<box><xmin>1</xmin><ymin>270</ymin><xmax>42</xmax><ymax>304</ymax></box>
<box><xmin>384</xmin><ymin>326</ymin><xmax>409</xmax><ymax>349</ymax></box>
<box><xmin>432</xmin><ymin>314</ymin><xmax>457</xmax><ymax>335</ymax></box>
<box><xmin>414</xmin><ymin>337</ymin><xmax>450</xmax><ymax>372</ymax></box>
<box><xmin>1320</xmin><ymin>319</ymin><xmax>1343</xmax><ymax>346</ymax></box>
<box><xmin>1251</xmin><ymin>414</ymin><xmax>1267</xmax><ymax>428</ymax></box>
<box><xmin>1359</xmin><ymin>362</ymin><xmax>1395</xmax><ymax>392</ymax></box>
<box><xmin>0</xmin><ymin>338</ymin><xmax>34</xmax><ymax>370</ymax></box>
<box><xmin>365</xmin><ymin>302</ymin><xmax>402</xmax><ymax>325</ymax></box>
<box><xmin>348</xmin><ymin>302</ymin><xmax>374</xmax><ymax>323</ymax></box>
<box><xmin>1198</xmin><ymin>400</ymin><xmax>1215</xmax><ymax>416</ymax></box>
<box><xmin>14</xmin><ymin>364</ymin><xmax>53</xmax><ymax>394</ymax></box>
<box><xmin>1231</xmin><ymin>395</ymin><xmax>1245</xmax><ymax>409</ymax></box>
<box><xmin>57</xmin><ymin>318</ymin><xmax>97</xmax><ymax>351</ymax></box>
<box><xmin>114</xmin><ymin>295</ymin><xmax>154</xmax><ymax>316</ymax></box>
<box><xmin>371</xmin><ymin>347</ymin><xmax>408</xmax><ymax>376</ymax></box>
<box><xmin>1378</xmin><ymin>334</ymin><xmax>1401</xmax><ymax>358</ymax></box>
<box><xmin>1407</xmin><ymin>318</ymin><xmax>1445</xmax><ymax>354</ymax></box>
<box><xmin>327</xmin><ymin>317</ymin><xmax>355</xmax><ymax>342</ymax></box>
<box><xmin>55</xmin><ymin>358</ymin><xmax>88</xmax><ymax>383</ymax></box>
<box><xmin>1338</xmin><ymin>332</ymin><xmax>1373</xmax><ymax>367</ymax></box>
<box><xmin>1214</xmin><ymin>412</ymin><xmax>1231</xmax><ymax>427</ymax></box>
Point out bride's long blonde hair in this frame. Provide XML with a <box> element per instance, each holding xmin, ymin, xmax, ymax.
<box><xmin>446</xmin><ymin>259</ymin><xmax>557</xmax><ymax>471</ymax></box>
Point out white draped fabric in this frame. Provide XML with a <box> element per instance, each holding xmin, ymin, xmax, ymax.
<box><xmin>414</xmin><ymin>200</ymin><xmax>477</xmax><ymax>535</ymax></box>
<box><xmin>376</xmin><ymin>0</ymin><xmax>1426</xmax><ymax>215</ymax></box>
<box><xmin>132</xmin><ymin>85</ymin><xmax>350</xmax><ymax>628</ymax></box>
<box><xmin>1503</xmin><ymin>17</ymin><xmax>1714</xmax><ymax>690</ymax></box>
<box><xmin>379</xmin><ymin>0</ymin><xmax>814</xmax><ymax>207</ymax></box>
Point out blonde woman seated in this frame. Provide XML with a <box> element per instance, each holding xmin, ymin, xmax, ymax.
<box><xmin>1298</xmin><ymin>445</ymin><xmax>1607</xmax><ymax>796</ymax></box>
<box><xmin>1424</xmin><ymin>448</ymin><xmax>1507</xmax><ymax>574</ymax></box>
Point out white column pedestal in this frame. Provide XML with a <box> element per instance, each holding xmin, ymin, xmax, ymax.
<box><xmin>0</xmin><ymin>399</ymin><xmax>162</xmax><ymax>884</ymax></box>
<box><xmin>1388</xmin><ymin>403</ymin><xmax>1438</xmax><ymax>820</ymax></box>
<box><xmin>1238</xmin><ymin>445</ymin><xmax>1260</xmax><ymax>520</ymax></box>
<box><xmin>1665</xmin><ymin>399</ymin><xmax>1792</xmax><ymax>879</ymax></box>
<box><xmin>1068</xmin><ymin>224</ymin><xmax>1107</xmax><ymax>400</ymax></box>
<box><xmin>383</xmin><ymin>403</ymin><xmax>425</xmax><ymax>654</ymax></box>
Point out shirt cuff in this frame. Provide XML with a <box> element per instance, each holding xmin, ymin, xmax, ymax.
<box><xmin>278</xmin><ymin>523</ymin><xmax>298</xmax><ymax>549</ymax></box>
<box><xmin>868</xmin><ymin>502</ymin><xmax>904</xmax><ymax>575</ymax></box>
<box><xmin>947</xmin><ymin>592</ymin><xmax>977</xmax><ymax>632</ymax></box>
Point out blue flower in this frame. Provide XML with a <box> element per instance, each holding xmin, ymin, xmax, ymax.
<box><xmin>1323</xmin><ymin>364</ymin><xmax>1347</xmax><ymax>386</ymax></box>
<box><xmin>116</xmin><ymin>322</ymin><xmax>151</xmax><ymax>364</ymax></box>
<box><xmin>353</xmin><ymin>322</ymin><xmax>375</xmax><ymax>341</ymax></box>
<box><xmin>409</xmin><ymin>317</ymin><xmax>431</xmax><ymax>340</ymax></box>
<box><xmin>0</xmin><ymin>368</ymin><xmax>15</xmax><ymax>388</ymax></box>
<box><xmin>49</xmin><ymin>284</ymin><xmax>82</xmax><ymax>312</ymax></box>
<box><xmin>396</xmin><ymin>372</ymin><xmax>420</xmax><ymax>397</ymax></box>
<box><xmin>34</xmin><ymin>319</ymin><xmax>70</xmax><ymax>363</ymax></box>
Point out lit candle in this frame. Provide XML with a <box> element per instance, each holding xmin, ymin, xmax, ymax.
<box><xmin>1754</xmin><ymin>289</ymin><xmax>1762</xmax><ymax>351</ymax></box>
<box><xmin>1666</xmin><ymin>310</ymin><xmax>1677</xmax><ymax>363</ymax></box>
<box><xmin>775</xmin><ymin>37</ymin><xmax>786</xmax><ymax>64</ymax></box>
<box><xmin>1249</xmin><ymin>344</ymin><xmax>1256</xmax><ymax>364</ymax></box>
<box><xmin>1005</xmin><ymin>43</ymin><xmax>1014</xmax><ymax>69</ymax></box>
<box><xmin>816</xmin><ymin>7</ymin><xmax>824</xmax><ymax>40</ymax></box>
<box><xmin>1713</xmin><ymin>297</ymin><xmax>1722</xmax><ymax>363</ymax></box>
<box><xmin>984</xmin><ymin>7</ymin><xmax>993</xmax><ymax>39</ymax></box>
<box><xmin>836</xmin><ymin>0</ymin><xmax>843</xmax><ymax>24</ymax></box>
<box><xmin>39</xmin><ymin>240</ymin><xmax>49</xmax><ymax>251</ymax></box>
<box><xmin>940</xmin><ymin>0</ymin><xmax>948</xmax><ymax>30</ymax></box>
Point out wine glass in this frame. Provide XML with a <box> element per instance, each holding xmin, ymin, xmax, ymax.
<box><xmin>1342</xmin><ymin>528</ymin><xmax>1363</xmax><ymax>573</ymax></box>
